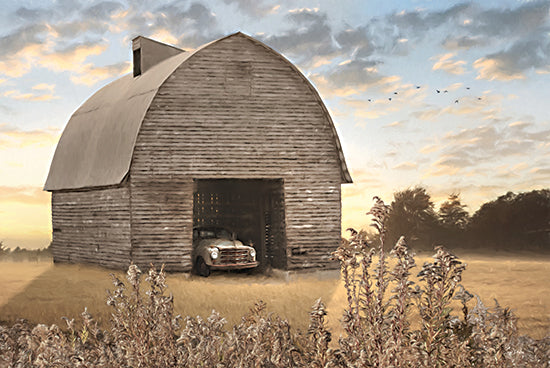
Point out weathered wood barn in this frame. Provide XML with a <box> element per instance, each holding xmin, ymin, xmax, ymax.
<box><xmin>44</xmin><ymin>32</ymin><xmax>352</xmax><ymax>272</ymax></box>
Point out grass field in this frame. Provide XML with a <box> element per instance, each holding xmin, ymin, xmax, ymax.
<box><xmin>1</xmin><ymin>251</ymin><xmax>549</xmax><ymax>339</ymax></box>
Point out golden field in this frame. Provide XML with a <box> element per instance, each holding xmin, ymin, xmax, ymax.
<box><xmin>1</xmin><ymin>251</ymin><xmax>549</xmax><ymax>339</ymax></box>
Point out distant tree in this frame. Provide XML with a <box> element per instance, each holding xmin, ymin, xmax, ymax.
<box><xmin>434</xmin><ymin>193</ymin><xmax>471</xmax><ymax>248</ymax></box>
<box><xmin>468</xmin><ymin>189</ymin><xmax>550</xmax><ymax>250</ymax></box>
<box><xmin>438</xmin><ymin>193</ymin><xmax>470</xmax><ymax>230</ymax></box>
<box><xmin>0</xmin><ymin>241</ymin><xmax>8</xmax><ymax>256</ymax></box>
<box><xmin>386</xmin><ymin>186</ymin><xmax>438</xmax><ymax>250</ymax></box>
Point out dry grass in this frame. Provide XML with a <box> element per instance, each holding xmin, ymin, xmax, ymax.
<box><xmin>459</xmin><ymin>253</ymin><xmax>550</xmax><ymax>340</ymax></box>
<box><xmin>1</xmin><ymin>246</ymin><xmax>549</xmax><ymax>366</ymax></box>
<box><xmin>0</xmin><ymin>262</ymin><xmax>339</xmax><ymax>333</ymax></box>
<box><xmin>1</xmin><ymin>253</ymin><xmax>548</xmax><ymax>340</ymax></box>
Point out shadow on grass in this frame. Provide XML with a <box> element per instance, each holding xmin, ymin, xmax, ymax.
<box><xmin>0</xmin><ymin>263</ymin><xmax>341</xmax><ymax>333</ymax></box>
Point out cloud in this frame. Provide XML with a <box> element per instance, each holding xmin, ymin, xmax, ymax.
<box><xmin>40</xmin><ymin>42</ymin><xmax>107</xmax><ymax>72</ymax></box>
<box><xmin>223</xmin><ymin>0</ymin><xmax>279</xmax><ymax>17</ymax></box>
<box><xmin>389</xmin><ymin>3</ymin><xmax>472</xmax><ymax>33</ymax></box>
<box><xmin>423</xmin><ymin>165</ymin><xmax>461</xmax><ymax>178</ymax></box>
<box><xmin>122</xmin><ymin>2</ymin><xmax>220</xmax><ymax>49</ymax></box>
<box><xmin>13</xmin><ymin>0</ymin><xmax>82</xmax><ymax>22</ymax></box>
<box><xmin>150</xmin><ymin>28</ymin><xmax>180</xmax><ymax>46</ymax></box>
<box><xmin>83</xmin><ymin>1</ymin><xmax>125</xmax><ymax>19</ymax></box>
<box><xmin>0</xmin><ymin>2</ymin><xmax>190</xmax><ymax>81</ymax></box>
<box><xmin>69</xmin><ymin>61</ymin><xmax>131</xmax><ymax>86</ymax></box>
<box><xmin>392</xmin><ymin>162</ymin><xmax>418</xmax><ymax>170</ymax></box>
<box><xmin>0</xmin><ymin>43</ymin><xmax>49</xmax><ymax>78</ymax></box>
<box><xmin>261</xmin><ymin>9</ymin><xmax>338</xmax><ymax>65</ymax></box>
<box><xmin>350</xmin><ymin>1</ymin><xmax>550</xmax><ymax>81</ymax></box>
<box><xmin>12</xmin><ymin>0</ymin><xmax>122</xmax><ymax>35</ymax></box>
<box><xmin>15</xmin><ymin>6</ymin><xmax>54</xmax><ymax>22</ymax></box>
<box><xmin>385</xmin><ymin>121</ymin><xmax>404</xmax><ymax>128</ymax></box>
<box><xmin>318</xmin><ymin>59</ymin><xmax>384</xmax><ymax>91</ymax></box>
<box><xmin>468</xmin><ymin>1</ymin><xmax>550</xmax><ymax>38</ymax></box>
<box><xmin>442</xmin><ymin>35</ymin><xmax>485</xmax><ymax>50</ymax></box>
<box><xmin>32</xmin><ymin>83</ymin><xmax>56</xmax><ymax>91</ymax></box>
<box><xmin>412</xmin><ymin>92</ymin><xmax>500</xmax><ymax>122</ymax></box>
<box><xmin>420</xmin><ymin>144</ymin><xmax>441</xmax><ymax>154</ymax></box>
<box><xmin>0</xmin><ymin>103</ymin><xmax>16</xmax><ymax>115</ymax></box>
<box><xmin>2</xmin><ymin>83</ymin><xmax>59</xmax><ymax>102</ymax></box>
<box><xmin>0</xmin><ymin>33</ymin><xmax>127</xmax><ymax>86</ymax></box>
<box><xmin>0</xmin><ymin>22</ymin><xmax>112</xmax><ymax>80</ymax></box>
<box><xmin>3</xmin><ymin>90</ymin><xmax>59</xmax><ymax>101</ymax></box>
<box><xmin>423</xmin><ymin>121</ymin><xmax>550</xmax><ymax>180</ymax></box>
<box><xmin>334</xmin><ymin>26</ymin><xmax>374</xmax><ymax>59</ymax></box>
<box><xmin>530</xmin><ymin>167</ymin><xmax>550</xmax><ymax>178</ymax></box>
<box><xmin>432</xmin><ymin>53</ymin><xmax>467</xmax><ymax>75</ymax></box>
<box><xmin>0</xmin><ymin>186</ymin><xmax>49</xmax><ymax>205</ymax></box>
<box><xmin>0</xmin><ymin>124</ymin><xmax>60</xmax><ymax>148</ymax></box>
<box><xmin>0</xmin><ymin>24</ymin><xmax>49</xmax><ymax>57</ymax></box>
<box><xmin>342</xmin><ymin>168</ymin><xmax>386</xmax><ymax>196</ymax></box>
<box><xmin>474</xmin><ymin>33</ymin><xmax>550</xmax><ymax>80</ymax></box>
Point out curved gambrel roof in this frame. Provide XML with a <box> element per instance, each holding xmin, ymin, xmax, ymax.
<box><xmin>45</xmin><ymin>32</ymin><xmax>352</xmax><ymax>191</ymax></box>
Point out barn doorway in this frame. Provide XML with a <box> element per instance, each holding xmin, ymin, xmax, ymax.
<box><xmin>193</xmin><ymin>179</ymin><xmax>287</xmax><ymax>271</ymax></box>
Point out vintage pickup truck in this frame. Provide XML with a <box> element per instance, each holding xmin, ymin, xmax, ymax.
<box><xmin>192</xmin><ymin>226</ymin><xmax>258</xmax><ymax>277</ymax></box>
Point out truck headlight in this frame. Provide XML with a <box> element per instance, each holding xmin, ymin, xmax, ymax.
<box><xmin>209</xmin><ymin>247</ymin><xmax>219</xmax><ymax>260</ymax></box>
<box><xmin>249</xmin><ymin>248</ymin><xmax>256</xmax><ymax>260</ymax></box>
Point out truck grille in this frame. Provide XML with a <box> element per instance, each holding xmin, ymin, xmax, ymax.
<box><xmin>219</xmin><ymin>249</ymin><xmax>250</xmax><ymax>264</ymax></box>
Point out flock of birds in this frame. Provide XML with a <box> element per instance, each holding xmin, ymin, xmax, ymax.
<box><xmin>367</xmin><ymin>85</ymin><xmax>483</xmax><ymax>104</ymax></box>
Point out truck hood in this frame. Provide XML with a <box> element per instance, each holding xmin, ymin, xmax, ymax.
<box><xmin>200</xmin><ymin>238</ymin><xmax>250</xmax><ymax>249</ymax></box>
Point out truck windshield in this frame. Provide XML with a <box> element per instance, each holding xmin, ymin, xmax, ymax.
<box><xmin>199</xmin><ymin>228</ymin><xmax>231</xmax><ymax>239</ymax></box>
<box><xmin>216</xmin><ymin>229</ymin><xmax>231</xmax><ymax>239</ymax></box>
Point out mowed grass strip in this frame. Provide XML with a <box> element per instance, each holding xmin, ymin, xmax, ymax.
<box><xmin>1</xmin><ymin>252</ymin><xmax>549</xmax><ymax>339</ymax></box>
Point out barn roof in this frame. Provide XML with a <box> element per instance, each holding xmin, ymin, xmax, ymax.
<box><xmin>44</xmin><ymin>32</ymin><xmax>352</xmax><ymax>191</ymax></box>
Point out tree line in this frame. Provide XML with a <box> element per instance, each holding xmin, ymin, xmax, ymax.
<box><xmin>0</xmin><ymin>242</ymin><xmax>52</xmax><ymax>261</ymax></box>
<box><xmin>360</xmin><ymin>187</ymin><xmax>550</xmax><ymax>252</ymax></box>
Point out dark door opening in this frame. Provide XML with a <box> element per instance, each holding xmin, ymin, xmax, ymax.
<box><xmin>193</xmin><ymin>179</ymin><xmax>286</xmax><ymax>271</ymax></box>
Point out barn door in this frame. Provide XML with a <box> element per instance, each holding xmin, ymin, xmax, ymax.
<box><xmin>193</xmin><ymin>179</ymin><xmax>286</xmax><ymax>271</ymax></box>
<box><xmin>262</xmin><ymin>182</ymin><xmax>286</xmax><ymax>270</ymax></box>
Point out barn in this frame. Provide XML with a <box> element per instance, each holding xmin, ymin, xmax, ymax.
<box><xmin>44</xmin><ymin>32</ymin><xmax>352</xmax><ymax>272</ymax></box>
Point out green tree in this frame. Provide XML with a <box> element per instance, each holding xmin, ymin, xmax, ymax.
<box><xmin>468</xmin><ymin>189</ymin><xmax>550</xmax><ymax>250</ymax></box>
<box><xmin>386</xmin><ymin>186</ymin><xmax>438</xmax><ymax>250</ymax></box>
<box><xmin>438</xmin><ymin>193</ymin><xmax>470</xmax><ymax>230</ymax></box>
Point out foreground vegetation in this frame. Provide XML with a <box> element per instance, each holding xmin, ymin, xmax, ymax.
<box><xmin>1</xmin><ymin>198</ymin><xmax>549</xmax><ymax>367</ymax></box>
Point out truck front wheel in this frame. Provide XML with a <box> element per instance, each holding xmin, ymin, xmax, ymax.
<box><xmin>195</xmin><ymin>256</ymin><xmax>211</xmax><ymax>277</ymax></box>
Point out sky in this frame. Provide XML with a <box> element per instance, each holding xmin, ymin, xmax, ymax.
<box><xmin>0</xmin><ymin>0</ymin><xmax>549</xmax><ymax>249</ymax></box>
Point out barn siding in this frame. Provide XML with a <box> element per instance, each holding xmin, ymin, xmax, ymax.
<box><xmin>50</xmin><ymin>186</ymin><xmax>131</xmax><ymax>268</ymax></box>
<box><xmin>129</xmin><ymin>179</ymin><xmax>194</xmax><ymax>271</ymax></box>
<box><xmin>130</xmin><ymin>34</ymin><xmax>342</xmax><ymax>271</ymax></box>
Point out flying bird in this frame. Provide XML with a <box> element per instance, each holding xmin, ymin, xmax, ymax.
<box><xmin>455</xmin><ymin>99</ymin><xmax>459</xmax><ymax>103</ymax></box>
<box><xmin>416</xmin><ymin>85</ymin><xmax>421</xmax><ymax>89</ymax></box>
<box><xmin>388</xmin><ymin>97</ymin><xmax>392</xmax><ymax>101</ymax></box>
<box><xmin>436</xmin><ymin>89</ymin><xmax>441</xmax><ymax>93</ymax></box>
<box><xmin>466</xmin><ymin>87</ymin><xmax>470</xmax><ymax>90</ymax></box>
<box><xmin>444</xmin><ymin>90</ymin><xmax>448</xmax><ymax>93</ymax></box>
<box><xmin>394</xmin><ymin>91</ymin><xmax>398</xmax><ymax>95</ymax></box>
